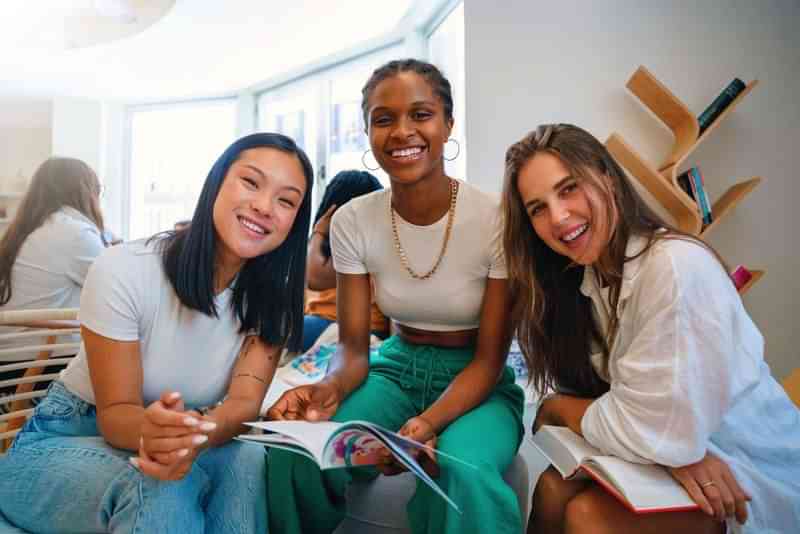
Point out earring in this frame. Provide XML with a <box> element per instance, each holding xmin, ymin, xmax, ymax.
<box><xmin>361</xmin><ymin>149</ymin><xmax>380</xmax><ymax>171</ymax></box>
<box><xmin>444</xmin><ymin>138</ymin><xmax>461</xmax><ymax>161</ymax></box>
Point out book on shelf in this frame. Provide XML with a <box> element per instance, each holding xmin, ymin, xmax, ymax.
<box><xmin>677</xmin><ymin>167</ymin><xmax>713</xmax><ymax>226</ymax></box>
<box><xmin>531</xmin><ymin>425</ymin><xmax>699</xmax><ymax>514</ymax></box>
<box><xmin>238</xmin><ymin>420</ymin><xmax>470</xmax><ymax>512</ymax></box>
<box><xmin>698</xmin><ymin>78</ymin><xmax>746</xmax><ymax>134</ymax></box>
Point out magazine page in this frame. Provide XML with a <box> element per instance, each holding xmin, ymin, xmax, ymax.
<box><xmin>245</xmin><ymin>421</ymin><xmax>342</xmax><ymax>463</ymax></box>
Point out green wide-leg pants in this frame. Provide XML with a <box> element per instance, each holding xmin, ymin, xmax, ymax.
<box><xmin>267</xmin><ymin>336</ymin><xmax>526</xmax><ymax>534</ymax></box>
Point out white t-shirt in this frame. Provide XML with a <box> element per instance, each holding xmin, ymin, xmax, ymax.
<box><xmin>579</xmin><ymin>235</ymin><xmax>800</xmax><ymax>533</ymax></box>
<box><xmin>60</xmin><ymin>240</ymin><xmax>250</xmax><ymax>409</ymax></box>
<box><xmin>330</xmin><ymin>180</ymin><xmax>506</xmax><ymax>331</ymax></box>
<box><xmin>0</xmin><ymin>207</ymin><xmax>105</xmax><ymax>361</ymax></box>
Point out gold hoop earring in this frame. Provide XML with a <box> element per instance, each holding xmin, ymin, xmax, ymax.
<box><xmin>361</xmin><ymin>149</ymin><xmax>380</xmax><ymax>171</ymax></box>
<box><xmin>444</xmin><ymin>138</ymin><xmax>461</xmax><ymax>161</ymax></box>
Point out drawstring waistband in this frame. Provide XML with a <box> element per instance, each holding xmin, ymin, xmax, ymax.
<box><xmin>396</xmin><ymin>345</ymin><xmax>456</xmax><ymax>407</ymax></box>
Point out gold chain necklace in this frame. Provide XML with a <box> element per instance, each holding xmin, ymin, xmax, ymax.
<box><xmin>390</xmin><ymin>178</ymin><xmax>459</xmax><ymax>280</ymax></box>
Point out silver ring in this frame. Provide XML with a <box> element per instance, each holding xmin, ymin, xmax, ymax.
<box><xmin>700</xmin><ymin>480</ymin><xmax>716</xmax><ymax>489</ymax></box>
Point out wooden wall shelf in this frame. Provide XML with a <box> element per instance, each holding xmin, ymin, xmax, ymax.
<box><xmin>700</xmin><ymin>177</ymin><xmax>762</xmax><ymax>238</ymax></box>
<box><xmin>738</xmin><ymin>270</ymin><xmax>763</xmax><ymax>295</ymax></box>
<box><xmin>613</xmin><ymin>65</ymin><xmax>764</xmax><ymax>293</ymax></box>
<box><xmin>606</xmin><ymin>133</ymin><xmax>702</xmax><ymax>234</ymax></box>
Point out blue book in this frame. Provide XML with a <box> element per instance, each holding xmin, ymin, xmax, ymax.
<box><xmin>698</xmin><ymin>78</ymin><xmax>746</xmax><ymax>134</ymax></box>
<box><xmin>689</xmin><ymin>167</ymin><xmax>713</xmax><ymax>225</ymax></box>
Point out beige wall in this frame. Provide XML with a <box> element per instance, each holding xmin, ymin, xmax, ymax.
<box><xmin>465</xmin><ymin>0</ymin><xmax>799</xmax><ymax>379</ymax></box>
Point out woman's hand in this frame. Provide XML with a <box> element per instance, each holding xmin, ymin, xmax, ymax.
<box><xmin>266</xmin><ymin>381</ymin><xmax>342</xmax><ymax>422</ymax></box>
<box><xmin>376</xmin><ymin>416</ymin><xmax>439</xmax><ymax>478</ymax></box>
<box><xmin>131</xmin><ymin>391</ymin><xmax>217</xmax><ymax>481</ymax></box>
<box><xmin>669</xmin><ymin>451</ymin><xmax>752</xmax><ymax>524</ymax></box>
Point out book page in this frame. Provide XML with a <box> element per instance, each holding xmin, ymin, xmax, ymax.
<box><xmin>584</xmin><ymin>456</ymin><xmax>698</xmax><ymax>512</ymax></box>
<box><xmin>530</xmin><ymin>425</ymin><xmax>603</xmax><ymax>478</ymax></box>
<box><xmin>245</xmin><ymin>421</ymin><xmax>342</xmax><ymax>463</ymax></box>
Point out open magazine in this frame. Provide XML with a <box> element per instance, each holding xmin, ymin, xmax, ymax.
<box><xmin>531</xmin><ymin>425</ymin><xmax>699</xmax><ymax>514</ymax></box>
<box><xmin>239</xmin><ymin>420</ymin><xmax>474</xmax><ymax>512</ymax></box>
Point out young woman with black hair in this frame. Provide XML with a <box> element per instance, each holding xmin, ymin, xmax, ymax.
<box><xmin>502</xmin><ymin>124</ymin><xmax>800</xmax><ymax>534</ymax></box>
<box><xmin>0</xmin><ymin>133</ymin><xmax>313</xmax><ymax>533</ymax></box>
<box><xmin>302</xmin><ymin>169</ymin><xmax>388</xmax><ymax>351</ymax></box>
<box><xmin>267</xmin><ymin>59</ymin><xmax>525</xmax><ymax>534</ymax></box>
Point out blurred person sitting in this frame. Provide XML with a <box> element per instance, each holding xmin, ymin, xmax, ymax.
<box><xmin>302</xmin><ymin>170</ymin><xmax>388</xmax><ymax>352</ymax></box>
<box><xmin>0</xmin><ymin>157</ymin><xmax>108</xmax><ymax>316</ymax></box>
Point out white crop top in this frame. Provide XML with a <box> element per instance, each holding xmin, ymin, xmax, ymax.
<box><xmin>59</xmin><ymin>240</ymin><xmax>249</xmax><ymax>408</ymax></box>
<box><xmin>330</xmin><ymin>180</ymin><xmax>506</xmax><ymax>331</ymax></box>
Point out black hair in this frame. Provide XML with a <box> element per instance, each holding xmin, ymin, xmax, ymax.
<box><xmin>361</xmin><ymin>58</ymin><xmax>454</xmax><ymax>127</ymax></box>
<box><xmin>154</xmin><ymin>132</ymin><xmax>313</xmax><ymax>353</ymax></box>
<box><xmin>314</xmin><ymin>170</ymin><xmax>383</xmax><ymax>258</ymax></box>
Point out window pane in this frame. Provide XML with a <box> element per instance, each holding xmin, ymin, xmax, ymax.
<box><xmin>128</xmin><ymin>100</ymin><xmax>236</xmax><ymax>240</ymax></box>
<box><xmin>428</xmin><ymin>2</ymin><xmax>466</xmax><ymax>181</ymax></box>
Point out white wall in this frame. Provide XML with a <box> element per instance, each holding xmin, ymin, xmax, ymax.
<box><xmin>465</xmin><ymin>0</ymin><xmax>800</xmax><ymax>379</ymax></box>
<box><xmin>0</xmin><ymin>97</ymin><xmax>52</xmax><ymax>190</ymax></box>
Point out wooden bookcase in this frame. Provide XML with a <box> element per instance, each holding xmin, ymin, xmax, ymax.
<box><xmin>605</xmin><ymin>65</ymin><xmax>763</xmax><ymax>294</ymax></box>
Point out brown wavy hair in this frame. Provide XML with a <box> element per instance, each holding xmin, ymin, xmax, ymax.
<box><xmin>502</xmin><ymin>124</ymin><xmax>723</xmax><ymax>397</ymax></box>
<box><xmin>0</xmin><ymin>157</ymin><xmax>104</xmax><ymax>305</ymax></box>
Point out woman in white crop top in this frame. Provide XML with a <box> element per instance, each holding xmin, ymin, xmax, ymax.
<box><xmin>266</xmin><ymin>59</ymin><xmax>526</xmax><ymax>534</ymax></box>
<box><xmin>503</xmin><ymin>124</ymin><xmax>800</xmax><ymax>534</ymax></box>
<box><xmin>0</xmin><ymin>133</ymin><xmax>315</xmax><ymax>533</ymax></box>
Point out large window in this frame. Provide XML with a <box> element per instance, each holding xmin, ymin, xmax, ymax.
<box><xmin>127</xmin><ymin>99</ymin><xmax>237</xmax><ymax>240</ymax></box>
<box><xmin>428</xmin><ymin>2</ymin><xmax>465</xmax><ymax>181</ymax></box>
<box><xmin>257</xmin><ymin>46</ymin><xmax>399</xmax><ymax>219</ymax></box>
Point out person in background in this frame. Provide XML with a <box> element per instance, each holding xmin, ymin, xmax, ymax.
<box><xmin>501</xmin><ymin>123</ymin><xmax>800</xmax><ymax>534</ymax></box>
<box><xmin>267</xmin><ymin>59</ymin><xmax>526</xmax><ymax>534</ymax></box>
<box><xmin>0</xmin><ymin>157</ymin><xmax>107</xmax><ymax>315</ymax></box>
<box><xmin>0</xmin><ymin>133</ymin><xmax>314</xmax><ymax>533</ymax></box>
<box><xmin>302</xmin><ymin>169</ymin><xmax>388</xmax><ymax>352</ymax></box>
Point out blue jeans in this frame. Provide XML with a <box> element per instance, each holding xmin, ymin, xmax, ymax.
<box><xmin>0</xmin><ymin>381</ymin><xmax>267</xmax><ymax>533</ymax></box>
<box><xmin>302</xmin><ymin>315</ymin><xmax>334</xmax><ymax>353</ymax></box>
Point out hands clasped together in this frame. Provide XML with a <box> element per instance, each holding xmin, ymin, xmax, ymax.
<box><xmin>129</xmin><ymin>391</ymin><xmax>218</xmax><ymax>481</ymax></box>
<box><xmin>267</xmin><ymin>383</ymin><xmax>440</xmax><ymax>478</ymax></box>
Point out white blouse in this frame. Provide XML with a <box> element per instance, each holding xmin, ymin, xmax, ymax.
<box><xmin>579</xmin><ymin>235</ymin><xmax>800</xmax><ymax>533</ymax></box>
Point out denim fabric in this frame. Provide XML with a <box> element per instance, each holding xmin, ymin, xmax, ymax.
<box><xmin>0</xmin><ymin>381</ymin><xmax>267</xmax><ymax>533</ymax></box>
<box><xmin>301</xmin><ymin>315</ymin><xmax>335</xmax><ymax>353</ymax></box>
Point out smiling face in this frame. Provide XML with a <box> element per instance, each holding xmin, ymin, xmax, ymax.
<box><xmin>212</xmin><ymin>147</ymin><xmax>307</xmax><ymax>271</ymax></box>
<box><xmin>516</xmin><ymin>151</ymin><xmax>611</xmax><ymax>266</ymax></box>
<box><xmin>365</xmin><ymin>71</ymin><xmax>453</xmax><ymax>186</ymax></box>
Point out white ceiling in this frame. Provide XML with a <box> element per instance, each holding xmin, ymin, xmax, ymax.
<box><xmin>0</xmin><ymin>0</ymin><xmax>420</xmax><ymax>101</ymax></box>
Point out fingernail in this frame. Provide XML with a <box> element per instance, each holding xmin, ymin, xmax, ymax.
<box><xmin>169</xmin><ymin>392</ymin><xmax>181</xmax><ymax>400</ymax></box>
<box><xmin>192</xmin><ymin>434</ymin><xmax>209</xmax><ymax>445</ymax></box>
<box><xmin>184</xmin><ymin>417</ymin><xmax>199</xmax><ymax>426</ymax></box>
<box><xmin>129</xmin><ymin>457</ymin><xmax>140</xmax><ymax>470</ymax></box>
<box><xmin>177</xmin><ymin>448</ymin><xmax>189</xmax><ymax>457</ymax></box>
<box><xmin>199</xmin><ymin>421</ymin><xmax>217</xmax><ymax>432</ymax></box>
<box><xmin>308</xmin><ymin>410</ymin><xmax>318</xmax><ymax>419</ymax></box>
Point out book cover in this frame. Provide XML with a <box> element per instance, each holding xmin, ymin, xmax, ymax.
<box><xmin>530</xmin><ymin>425</ymin><xmax>699</xmax><ymax>514</ymax></box>
<box><xmin>239</xmin><ymin>420</ymin><xmax>473</xmax><ymax>512</ymax></box>
<box><xmin>690</xmin><ymin>167</ymin><xmax>713</xmax><ymax>225</ymax></box>
<box><xmin>698</xmin><ymin>78</ymin><xmax>746</xmax><ymax>134</ymax></box>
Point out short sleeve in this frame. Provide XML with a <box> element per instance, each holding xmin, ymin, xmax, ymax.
<box><xmin>65</xmin><ymin>225</ymin><xmax>105</xmax><ymax>287</ymax></box>
<box><xmin>79</xmin><ymin>247</ymin><xmax>143</xmax><ymax>341</ymax></box>
<box><xmin>487</xmin><ymin>211</ymin><xmax>507</xmax><ymax>279</ymax></box>
<box><xmin>330</xmin><ymin>204</ymin><xmax>368</xmax><ymax>275</ymax></box>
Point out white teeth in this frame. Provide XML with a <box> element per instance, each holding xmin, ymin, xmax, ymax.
<box><xmin>240</xmin><ymin>217</ymin><xmax>265</xmax><ymax>234</ymax></box>
<box><xmin>562</xmin><ymin>224</ymin><xmax>588</xmax><ymax>242</ymax></box>
<box><xmin>392</xmin><ymin>147</ymin><xmax>422</xmax><ymax>157</ymax></box>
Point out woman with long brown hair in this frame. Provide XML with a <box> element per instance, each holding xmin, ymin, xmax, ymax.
<box><xmin>0</xmin><ymin>156</ymin><xmax>106</xmax><ymax>313</ymax></box>
<box><xmin>502</xmin><ymin>124</ymin><xmax>800</xmax><ymax>534</ymax></box>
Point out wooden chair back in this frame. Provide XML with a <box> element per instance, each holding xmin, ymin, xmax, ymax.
<box><xmin>0</xmin><ymin>308</ymin><xmax>80</xmax><ymax>451</ymax></box>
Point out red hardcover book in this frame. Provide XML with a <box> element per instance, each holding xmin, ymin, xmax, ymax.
<box><xmin>531</xmin><ymin>426</ymin><xmax>700</xmax><ymax>514</ymax></box>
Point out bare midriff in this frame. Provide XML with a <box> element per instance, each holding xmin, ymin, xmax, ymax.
<box><xmin>395</xmin><ymin>323</ymin><xmax>478</xmax><ymax>348</ymax></box>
